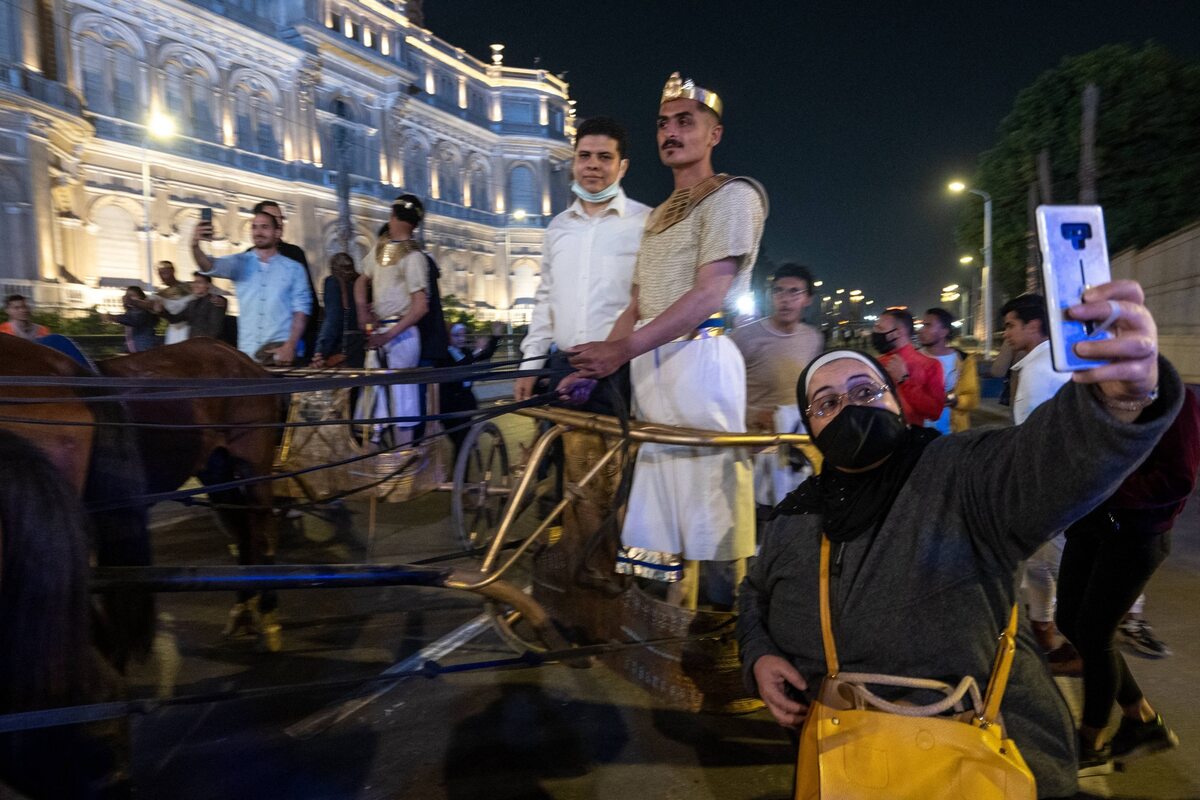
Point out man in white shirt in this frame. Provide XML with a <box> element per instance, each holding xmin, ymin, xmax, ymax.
<box><xmin>1003</xmin><ymin>294</ymin><xmax>1071</xmax><ymax>425</ymax></box>
<box><xmin>1002</xmin><ymin>293</ymin><xmax>1074</xmax><ymax>658</ymax></box>
<box><xmin>514</xmin><ymin>116</ymin><xmax>650</xmax><ymax>404</ymax></box>
<box><xmin>513</xmin><ymin>116</ymin><xmax>650</xmax><ymax>596</ymax></box>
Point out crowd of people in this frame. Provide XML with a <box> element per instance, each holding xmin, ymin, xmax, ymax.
<box><xmin>3</xmin><ymin>69</ymin><xmax>1197</xmax><ymax>799</ymax></box>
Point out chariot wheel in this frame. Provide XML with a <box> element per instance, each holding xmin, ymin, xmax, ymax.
<box><xmin>451</xmin><ymin>421</ymin><xmax>512</xmax><ymax>553</ymax></box>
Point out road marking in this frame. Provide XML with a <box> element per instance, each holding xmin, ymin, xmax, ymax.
<box><xmin>285</xmin><ymin>611</ymin><xmax>491</xmax><ymax>739</ymax></box>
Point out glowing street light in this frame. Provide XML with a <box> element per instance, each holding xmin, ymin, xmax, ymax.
<box><xmin>948</xmin><ymin>179</ymin><xmax>993</xmax><ymax>356</ymax></box>
<box><xmin>813</xmin><ymin>280</ymin><xmax>824</xmax><ymax>287</ymax></box>
<box><xmin>943</xmin><ymin>284</ymin><xmax>959</xmax><ymax>293</ymax></box>
<box><xmin>959</xmin><ymin>255</ymin><xmax>974</xmax><ymax>265</ymax></box>
<box><xmin>835</xmin><ymin>288</ymin><xmax>845</xmax><ymax>295</ymax></box>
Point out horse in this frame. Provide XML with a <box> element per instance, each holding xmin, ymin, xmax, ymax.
<box><xmin>0</xmin><ymin>335</ymin><xmax>286</xmax><ymax>653</ymax></box>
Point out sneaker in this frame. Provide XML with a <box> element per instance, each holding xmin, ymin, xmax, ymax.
<box><xmin>1077</xmin><ymin>735</ymin><xmax>1114</xmax><ymax>778</ymax></box>
<box><xmin>1119</xmin><ymin>617</ymin><xmax>1173</xmax><ymax>658</ymax></box>
<box><xmin>1110</xmin><ymin>713</ymin><xmax>1180</xmax><ymax>762</ymax></box>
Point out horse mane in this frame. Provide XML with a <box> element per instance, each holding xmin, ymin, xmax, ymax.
<box><xmin>0</xmin><ymin>429</ymin><xmax>96</xmax><ymax>712</ymax></box>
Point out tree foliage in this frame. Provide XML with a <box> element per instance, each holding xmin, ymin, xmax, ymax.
<box><xmin>956</xmin><ymin>43</ymin><xmax>1200</xmax><ymax>299</ymax></box>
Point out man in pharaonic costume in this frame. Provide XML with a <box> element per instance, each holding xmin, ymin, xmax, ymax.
<box><xmin>354</xmin><ymin>195</ymin><xmax>430</xmax><ymax>447</ymax></box>
<box><xmin>567</xmin><ymin>73</ymin><xmax>767</xmax><ymax>609</ymax></box>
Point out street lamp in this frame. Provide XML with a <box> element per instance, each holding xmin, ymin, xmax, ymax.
<box><xmin>948</xmin><ymin>180</ymin><xmax>993</xmax><ymax>356</ymax></box>
<box><xmin>143</xmin><ymin>112</ymin><xmax>176</xmax><ymax>285</ymax></box>
<box><xmin>959</xmin><ymin>255</ymin><xmax>974</xmax><ymax>265</ymax></box>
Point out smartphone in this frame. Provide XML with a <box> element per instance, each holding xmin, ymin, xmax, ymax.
<box><xmin>1036</xmin><ymin>204</ymin><xmax>1112</xmax><ymax>372</ymax></box>
<box><xmin>198</xmin><ymin>207</ymin><xmax>214</xmax><ymax>241</ymax></box>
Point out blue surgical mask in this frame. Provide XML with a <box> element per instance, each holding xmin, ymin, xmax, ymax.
<box><xmin>570</xmin><ymin>180</ymin><xmax>621</xmax><ymax>203</ymax></box>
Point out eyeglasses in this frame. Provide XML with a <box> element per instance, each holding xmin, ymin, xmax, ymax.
<box><xmin>806</xmin><ymin>382</ymin><xmax>889</xmax><ymax>418</ymax></box>
<box><xmin>770</xmin><ymin>286</ymin><xmax>809</xmax><ymax>298</ymax></box>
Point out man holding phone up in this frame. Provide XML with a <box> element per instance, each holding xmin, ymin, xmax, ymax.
<box><xmin>191</xmin><ymin>209</ymin><xmax>312</xmax><ymax>365</ymax></box>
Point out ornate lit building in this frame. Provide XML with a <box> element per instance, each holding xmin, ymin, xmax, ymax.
<box><xmin>0</xmin><ymin>0</ymin><xmax>575</xmax><ymax>320</ymax></box>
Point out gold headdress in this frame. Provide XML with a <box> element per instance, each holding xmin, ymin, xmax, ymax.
<box><xmin>659</xmin><ymin>72</ymin><xmax>723</xmax><ymax>119</ymax></box>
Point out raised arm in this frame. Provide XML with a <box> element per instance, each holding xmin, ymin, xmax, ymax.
<box><xmin>957</xmin><ymin>280</ymin><xmax>1178</xmax><ymax>565</ymax></box>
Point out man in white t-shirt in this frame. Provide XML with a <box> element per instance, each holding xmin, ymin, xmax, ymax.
<box><xmin>1002</xmin><ymin>293</ymin><xmax>1073</xmax><ymax>657</ymax></box>
<box><xmin>355</xmin><ymin>195</ymin><xmax>428</xmax><ymax>447</ymax></box>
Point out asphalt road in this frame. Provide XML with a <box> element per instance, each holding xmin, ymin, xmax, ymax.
<box><xmin>120</xmin><ymin>397</ymin><xmax>1199</xmax><ymax>800</ymax></box>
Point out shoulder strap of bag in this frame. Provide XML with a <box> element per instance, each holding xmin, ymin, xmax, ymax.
<box><xmin>818</xmin><ymin>536</ymin><xmax>840</xmax><ymax>676</ymax></box>
<box><xmin>979</xmin><ymin>604</ymin><xmax>1020</xmax><ymax>726</ymax></box>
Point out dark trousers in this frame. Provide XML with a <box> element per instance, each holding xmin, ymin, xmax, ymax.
<box><xmin>1055</xmin><ymin>512</ymin><xmax>1171</xmax><ymax>729</ymax></box>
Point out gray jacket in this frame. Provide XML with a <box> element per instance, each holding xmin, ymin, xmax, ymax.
<box><xmin>737</xmin><ymin>359</ymin><xmax>1183</xmax><ymax>799</ymax></box>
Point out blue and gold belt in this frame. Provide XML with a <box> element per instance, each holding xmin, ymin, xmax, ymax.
<box><xmin>693</xmin><ymin>313</ymin><xmax>726</xmax><ymax>339</ymax></box>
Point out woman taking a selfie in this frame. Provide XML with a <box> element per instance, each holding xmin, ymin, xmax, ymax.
<box><xmin>737</xmin><ymin>281</ymin><xmax>1181</xmax><ymax>798</ymax></box>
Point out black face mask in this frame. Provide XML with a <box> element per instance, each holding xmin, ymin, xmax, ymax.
<box><xmin>871</xmin><ymin>331</ymin><xmax>897</xmax><ymax>354</ymax></box>
<box><xmin>814</xmin><ymin>405</ymin><xmax>907</xmax><ymax>470</ymax></box>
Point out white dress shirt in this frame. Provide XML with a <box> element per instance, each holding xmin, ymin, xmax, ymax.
<box><xmin>520</xmin><ymin>189</ymin><xmax>650</xmax><ymax>368</ymax></box>
<box><xmin>1011</xmin><ymin>339</ymin><xmax>1071</xmax><ymax>424</ymax></box>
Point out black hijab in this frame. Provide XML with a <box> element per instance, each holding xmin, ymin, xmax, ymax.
<box><xmin>776</xmin><ymin>349</ymin><xmax>939</xmax><ymax>542</ymax></box>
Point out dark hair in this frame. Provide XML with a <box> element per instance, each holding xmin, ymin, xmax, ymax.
<box><xmin>575</xmin><ymin>116</ymin><xmax>629</xmax><ymax>160</ymax></box>
<box><xmin>883</xmin><ymin>308</ymin><xmax>915</xmax><ymax>336</ymax></box>
<box><xmin>157</xmin><ymin>260</ymin><xmax>175</xmax><ymax>271</ymax></box>
<box><xmin>126</xmin><ymin>285</ymin><xmax>146</xmax><ymax>299</ymax></box>
<box><xmin>924</xmin><ymin>307</ymin><xmax>956</xmax><ymax>340</ymax></box>
<box><xmin>1000</xmin><ymin>293</ymin><xmax>1048</xmax><ymax>333</ymax></box>
<box><xmin>253</xmin><ymin>200</ymin><xmax>282</xmax><ymax>217</ymax></box>
<box><xmin>772</xmin><ymin>263</ymin><xmax>814</xmax><ymax>291</ymax></box>
<box><xmin>391</xmin><ymin>194</ymin><xmax>424</xmax><ymax>228</ymax></box>
<box><xmin>5</xmin><ymin>293</ymin><xmax>26</xmax><ymax>305</ymax></box>
<box><xmin>252</xmin><ymin>210</ymin><xmax>280</xmax><ymax>229</ymax></box>
<box><xmin>193</xmin><ymin>272</ymin><xmax>213</xmax><ymax>284</ymax></box>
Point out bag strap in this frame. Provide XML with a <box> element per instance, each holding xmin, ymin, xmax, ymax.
<box><xmin>818</xmin><ymin>536</ymin><xmax>840</xmax><ymax>676</ymax></box>
<box><xmin>979</xmin><ymin>604</ymin><xmax>1019</xmax><ymax>726</ymax></box>
<box><xmin>820</xmin><ymin>534</ymin><xmax>1018</xmax><ymax>722</ymax></box>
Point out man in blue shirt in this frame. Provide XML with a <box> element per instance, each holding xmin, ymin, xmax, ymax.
<box><xmin>191</xmin><ymin>210</ymin><xmax>312</xmax><ymax>364</ymax></box>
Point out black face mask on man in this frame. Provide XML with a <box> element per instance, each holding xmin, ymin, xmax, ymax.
<box><xmin>870</xmin><ymin>330</ymin><xmax>898</xmax><ymax>354</ymax></box>
<box><xmin>814</xmin><ymin>405</ymin><xmax>908</xmax><ymax>470</ymax></box>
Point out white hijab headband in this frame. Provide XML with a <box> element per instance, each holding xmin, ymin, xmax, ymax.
<box><xmin>803</xmin><ymin>351</ymin><xmax>889</xmax><ymax>396</ymax></box>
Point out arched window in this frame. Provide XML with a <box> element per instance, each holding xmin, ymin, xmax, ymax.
<box><xmin>331</xmin><ymin>98</ymin><xmax>371</xmax><ymax>176</ymax></box>
<box><xmin>467</xmin><ymin>164</ymin><xmax>489</xmax><ymax>210</ymax></box>
<box><xmin>112</xmin><ymin>47</ymin><xmax>140</xmax><ymax>120</ymax></box>
<box><xmin>403</xmin><ymin>139</ymin><xmax>428</xmax><ymax>196</ymax></box>
<box><xmin>507</xmin><ymin>165</ymin><xmax>538</xmax><ymax>218</ymax></box>
<box><xmin>92</xmin><ymin>203</ymin><xmax>141</xmax><ymax>280</ymax></box>
<box><xmin>436</xmin><ymin>147</ymin><xmax>461</xmax><ymax>205</ymax></box>
<box><xmin>163</xmin><ymin>59</ymin><xmax>215</xmax><ymax>140</ymax></box>
<box><xmin>510</xmin><ymin>259</ymin><xmax>539</xmax><ymax>302</ymax></box>
<box><xmin>80</xmin><ymin>37</ymin><xmax>109</xmax><ymax>114</ymax></box>
<box><xmin>232</xmin><ymin>74</ymin><xmax>278</xmax><ymax>157</ymax></box>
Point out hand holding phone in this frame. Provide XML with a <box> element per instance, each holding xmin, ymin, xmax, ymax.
<box><xmin>1037</xmin><ymin>205</ymin><xmax>1113</xmax><ymax>372</ymax></box>
<box><xmin>197</xmin><ymin>207</ymin><xmax>214</xmax><ymax>241</ymax></box>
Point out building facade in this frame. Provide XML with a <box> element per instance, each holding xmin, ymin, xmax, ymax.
<box><xmin>0</xmin><ymin>0</ymin><xmax>575</xmax><ymax>320</ymax></box>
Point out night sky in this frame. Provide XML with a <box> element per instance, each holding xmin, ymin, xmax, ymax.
<box><xmin>429</xmin><ymin>1</ymin><xmax>1199</xmax><ymax>313</ymax></box>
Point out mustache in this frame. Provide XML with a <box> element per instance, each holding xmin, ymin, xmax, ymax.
<box><xmin>661</xmin><ymin>139</ymin><xmax>683</xmax><ymax>150</ymax></box>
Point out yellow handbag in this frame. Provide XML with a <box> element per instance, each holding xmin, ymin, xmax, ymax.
<box><xmin>794</xmin><ymin>537</ymin><xmax>1037</xmax><ymax>800</ymax></box>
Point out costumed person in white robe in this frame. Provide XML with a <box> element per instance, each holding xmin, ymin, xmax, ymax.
<box><xmin>354</xmin><ymin>195</ymin><xmax>429</xmax><ymax>448</ymax></box>
<box><xmin>565</xmin><ymin>72</ymin><xmax>766</xmax><ymax>609</ymax></box>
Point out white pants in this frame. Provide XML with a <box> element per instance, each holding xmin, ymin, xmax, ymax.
<box><xmin>752</xmin><ymin>404</ymin><xmax>812</xmax><ymax>507</ymax></box>
<box><xmin>362</xmin><ymin>326</ymin><xmax>421</xmax><ymax>433</ymax></box>
<box><xmin>622</xmin><ymin>334</ymin><xmax>755</xmax><ymax>562</ymax></box>
<box><xmin>1021</xmin><ymin>532</ymin><xmax>1065</xmax><ymax>623</ymax></box>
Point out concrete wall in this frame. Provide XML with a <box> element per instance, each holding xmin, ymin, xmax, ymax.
<box><xmin>1111</xmin><ymin>220</ymin><xmax>1200</xmax><ymax>383</ymax></box>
